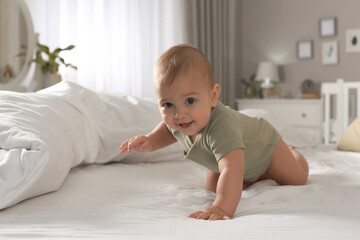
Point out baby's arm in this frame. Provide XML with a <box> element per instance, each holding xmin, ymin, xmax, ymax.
<box><xmin>188</xmin><ymin>148</ymin><xmax>244</xmax><ymax>220</ymax></box>
<box><xmin>119</xmin><ymin>121</ymin><xmax>177</xmax><ymax>153</ymax></box>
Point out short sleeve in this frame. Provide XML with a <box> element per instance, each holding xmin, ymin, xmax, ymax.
<box><xmin>206</xmin><ymin>122</ymin><xmax>245</xmax><ymax>162</ymax></box>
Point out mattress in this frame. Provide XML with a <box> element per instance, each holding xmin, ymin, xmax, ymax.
<box><xmin>1</xmin><ymin>145</ymin><xmax>359</xmax><ymax>239</ymax></box>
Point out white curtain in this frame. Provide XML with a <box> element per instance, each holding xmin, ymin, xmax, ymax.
<box><xmin>24</xmin><ymin>0</ymin><xmax>238</xmax><ymax>103</ymax></box>
<box><xmin>184</xmin><ymin>0</ymin><xmax>237</xmax><ymax>107</ymax></box>
<box><xmin>25</xmin><ymin>0</ymin><xmax>188</xmax><ymax>98</ymax></box>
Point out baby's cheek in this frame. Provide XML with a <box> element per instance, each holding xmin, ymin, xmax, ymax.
<box><xmin>161</xmin><ymin>113</ymin><xmax>172</xmax><ymax>125</ymax></box>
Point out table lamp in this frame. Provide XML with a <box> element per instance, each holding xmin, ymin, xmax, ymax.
<box><xmin>255</xmin><ymin>62</ymin><xmax>279</xmax><ymax>88</ymax></box>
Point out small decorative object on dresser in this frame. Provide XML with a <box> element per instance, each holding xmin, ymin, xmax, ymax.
<box><xmin>43</xmin><ymin>73</ymin><xmax>62</xmax><ymax>88</ymax></box>
<box><xmin>240</xmin><ymin>74</ymin><xmax>257</xmax><ymax>99</ymax></box>
<box><xmin>255</xmin><ymin>62</ymin><xmax>281</xmax><ymax>98</ymax></box>
<box><xmin>298</xmin><ymin>79</ymin><xmax>320</xmax><ymax>98</ymax></box>
<box><xmin>262</xmin><ymin>87</ymin><xmax>282</xmax><ymax>99</ymax></box>
<box><xmin>0</xmin><ymin>65</ymin><xmax>13</xmax><ymax>83</ymax></box>
<box><xmin>31</xmin><ymin>42</ymin><xmax>77</xmax><ymax>88</ymax></box>
<box><xmin>255</xmin><ymin>62</ymin><xmax>279</xmax><ymax>88</ymax></box>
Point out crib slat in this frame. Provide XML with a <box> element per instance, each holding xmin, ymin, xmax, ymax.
<box><xmin>324</xmin><ymin>93</ymin><xmax>330</xmax><ymax>144</ymax></box>
<box><xmin>336</xmin><ymin>79</ymin><xmax>344</xmax><ymax>144</ymax></box>
<box><xmin>357</xmin><ymin>88</ymin><xmax>360</xmax><ymax>117</ymax></box>
<box><xmin>342</xmin><ymin>85</ymin><xmax>349</xmax><ymax>141</ymax></box>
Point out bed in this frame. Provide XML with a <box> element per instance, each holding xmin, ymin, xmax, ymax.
<box><xmin>1</xmin><ymin>81</ymin><xmax>359</xmax><ymax>239</ymax></box>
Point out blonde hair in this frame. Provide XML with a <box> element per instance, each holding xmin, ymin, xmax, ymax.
<box><xmin>154</xmin><ymin>44</ymin><xmax>214</xmax><ymax>88</ymax></box>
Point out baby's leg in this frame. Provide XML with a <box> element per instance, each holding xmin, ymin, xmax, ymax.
<box><xmin>243</xmin><ymin>173</ymin><xmax>268</xmax><ymax>189</ymax></box>
<box><xmin>265</xmin><ymin>140</ymin><xmax>309</xmax><ymax>186</ymax></box>
<box><xmin>288</xmin><ymin>146</ymin><xmax>309</xmax><ymax>176</ymax></box>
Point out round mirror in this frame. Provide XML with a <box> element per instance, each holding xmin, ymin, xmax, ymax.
<box><xmin>0</xmin><ymin>0</ymin><xmax>35</xmax><ymax>92</ymax></box>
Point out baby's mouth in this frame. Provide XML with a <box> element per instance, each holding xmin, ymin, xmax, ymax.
<box><xmin>178</xmin><ymin>121</ymin><xmax>194</xmax><ymax>129</ymax></box>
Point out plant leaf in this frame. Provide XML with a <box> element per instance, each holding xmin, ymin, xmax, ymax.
<box><xmin>37</xmin><ymin>43</ymin><xmax>50</xmax><ymax>54</ymax></box>
<box><xmin>63</xmin><ymin>45</ymin><xmax>75</xmax><ymax>51</ymax></box>
<box><xmin>28</xmin><ymin>41</ymin><xmax>76</xmax><ymax>74</ymax></box>
<box><xmin>250</xmin><ymin>73</ymin><xmax>256</xmax><ymax>82</ymax></box>
<box><xmin>53</xmin><ymin>45</ymin><xmax>75</xmax><ymax>55</ymax></box>
<box><xmin>52</xmin><ymin>48</ymin><xmax>63</xmax><ymax>55</ymax></box>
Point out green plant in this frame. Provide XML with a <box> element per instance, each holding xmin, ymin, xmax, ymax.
<box><xmin>31</xmin><ymin>42</ymin><xmax>78</xmax><ymax>74</ymax></box>
<box><xmin>240</xmin><ymin>73</ymin><xmax>257</xmax><ymax>98</ymax></box>
<box><xmin>241</xmin><ymin>73</ymin><xmax>256</xmax><ymax>87</ymax></box>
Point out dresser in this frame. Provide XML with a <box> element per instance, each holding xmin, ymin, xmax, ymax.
<box><xmin>236</xmin><ymin>99</ymin><xmax>323</xmax><ymax>144</ymax></box>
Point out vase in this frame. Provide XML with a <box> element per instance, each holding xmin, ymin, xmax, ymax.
<box><xmin>244</xmin><ymin>85</ymin><xmax>257</xmax><ymax>99</ymax></box>
<box><xmin>44</xmin><ymin>73</ymin><xmax>61</xmax><ymax>88</ymax></box>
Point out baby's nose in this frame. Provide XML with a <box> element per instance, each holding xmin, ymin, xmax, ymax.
<box><xmin>175</xmin><ymin>108</ymin><xmax>187</xmax><ymax>119</ymax></box>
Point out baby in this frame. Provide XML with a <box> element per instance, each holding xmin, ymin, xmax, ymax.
<box><xmin>119</xmin><ymin>44</ymin><xmax>309</xmax><ymax>221</ymax></box>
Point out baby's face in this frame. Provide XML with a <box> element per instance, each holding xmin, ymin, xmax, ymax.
<box><xmin>155</xmin><ymin>68</ymin><xmax>219</xmax><ymax>141</ymax></box>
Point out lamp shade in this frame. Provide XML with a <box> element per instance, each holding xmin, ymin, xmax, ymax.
<box><xmin>255</xmin><ymin>62</ymin><xmax>279</xmax><ymax>88</ymax></box>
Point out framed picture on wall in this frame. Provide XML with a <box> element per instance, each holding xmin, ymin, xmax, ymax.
<box><xmin>322</xmin><ymin>41</ymin><xmax>338</xmax><ymax>65</ymax></box>
<box><xmin>345</xmin><ymin>29</ymin><xmax>360</xmax><ymax>53</ymax></box>
<box><xmin>319</xmin><ymin>17</ymin><xmax>336</xmax><ymax>37</ymax></box>
<box><xmin>297</xmin><ymin>40</ymin><xmax>313</xmax><ymax>59</ymax></box>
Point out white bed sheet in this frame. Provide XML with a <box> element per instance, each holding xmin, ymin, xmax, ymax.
<box><xmin>0</xmin><ymin>81</ymin><xmax>321</xmax><ymax>210</ymax></box>
<box><xmin>0</xmin><ymin>145</ymin><xmax>359</xmax><ymax>239</ymax></box>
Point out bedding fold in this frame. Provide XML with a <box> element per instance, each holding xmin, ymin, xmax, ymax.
<box><xmin>0</xmin><ymin>82</ymin><xmax>183</xmax><ymax>209</ymax></box>
<box><xmin>0</xmin><ymin>84</ymin><xmax>99</xmax><ymax>209</ymax></box>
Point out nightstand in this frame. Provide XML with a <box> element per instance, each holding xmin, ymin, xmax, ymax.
<box><xmin>236</xmin><ymin>98</ymin><xmax>323</xmax><ymax>144</ymax></box>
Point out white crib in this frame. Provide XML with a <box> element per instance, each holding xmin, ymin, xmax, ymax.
<box><xmin>321</xmin><ymin>79</ymin><xmax>360</xmax><ymax>144</ymax></box>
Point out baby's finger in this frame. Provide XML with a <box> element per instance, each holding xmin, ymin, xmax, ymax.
<box><xmin>128</xmin><ymin>136</ymin><xmax>143</xmax><ymax>145</ymax></box>
<box><xmin>127</xmin><ymin>137</ymin><xmax>143</xmax><ymax>151</ymax></box>
<box><xmin>196</xmin><ymin>211</ymin><xmax>211</xmax><ymax>220</ymax></box>
<box><xmin>208</xmin><ymin>214</ymin><xmax>222</xmax><ymax>221</ymax></box>
<box><xmin>119</xmin><ymin>140</ymin><xmax>130</xmax><ymax>153</ymax></box>
<box><xmin>223</xmin><ymin>215</ymin><xmax>231</xmax><ymax>220</ymax></box>
<box><xmin>188</xmin><ymin>211</ymin><xmax>203</xmax><ymax>219</ymax></box>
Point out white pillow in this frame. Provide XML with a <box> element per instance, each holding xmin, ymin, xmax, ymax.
<box><xmin>95</xmin><ymin>92</ymin><xmax>184</xmax><ymax>163</ymax></box>
<box><xmin>40</xmin><ymin>83</ymin><xmax>185</xmax><ymax>164</ymax></box>
<box><xmin>337</xmin><ymin>117</ymin><xmax>360</xmax><ymax>152</ymax></box>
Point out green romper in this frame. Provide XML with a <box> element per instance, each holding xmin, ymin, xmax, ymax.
<box><xmin>167</xmin><ymin>101</ymin><xmax>282</xmax><ymax>182</ymax></box>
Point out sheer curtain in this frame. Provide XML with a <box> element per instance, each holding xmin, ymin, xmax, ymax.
<box><xmin>25</xmin><ymin>0</ymin><xmax>187</xmax><ymax>98</ymax></box>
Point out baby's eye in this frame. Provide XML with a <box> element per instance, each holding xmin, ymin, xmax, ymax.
<box><xmin>163</xmin><ymin>102</ymin><xmax>173</xmax><ymax>108</ymax></box>
<box><xmin>185</xmin><ymin>98</ymin><xmax>195</xmax><ymax>105</ymax></box>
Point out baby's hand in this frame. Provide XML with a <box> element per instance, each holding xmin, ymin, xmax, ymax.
<box><xmin>119</xmin><ymin>136</ymin><xmax>153</xmax><ymax>153</ymax></box>
<box><xmin>188</xmin><ymin>206</ymin><xmax>231</xmax><ymax>221</ymax></box>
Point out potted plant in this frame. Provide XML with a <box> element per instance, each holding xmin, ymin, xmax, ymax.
<box><xmin>241</xmin><ymin>73</ymin><xmax>258</xmax><ymax>99</ymax></box>
<box><xmin>31</xmin><ymin>42</ymin><xmax>77</xmax><ymax>88</ymax></box>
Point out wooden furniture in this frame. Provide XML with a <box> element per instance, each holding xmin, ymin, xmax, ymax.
<box><xmin>236</xmin><ymin>98</ymin><xmax>322</xmax><ymax>145</ymax></box>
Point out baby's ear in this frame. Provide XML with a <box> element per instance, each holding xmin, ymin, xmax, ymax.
<box><xmin>211</xmin><ymin>84</ymin><xmax>221</xmax><ymax>106</ymax></box>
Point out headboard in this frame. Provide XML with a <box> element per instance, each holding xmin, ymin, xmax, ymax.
<box><xmin>322</xmin><ymin>79</ymin><xmax>360</xmax><ymax>144</ymax></box>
